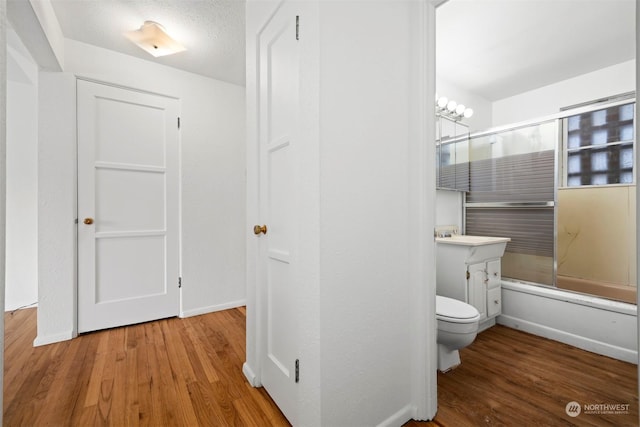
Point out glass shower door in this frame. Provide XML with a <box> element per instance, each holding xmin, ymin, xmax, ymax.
<box><xmin>465</xmin><ymin>120</ymin><xmax>557</xmax><ymax>286</ymax></box>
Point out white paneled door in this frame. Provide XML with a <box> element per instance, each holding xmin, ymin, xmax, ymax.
<box><xmin>77</xmin><ymin>80</ymin><xmax>179</xmax><ymax>333</ymax></box>
<box><xmin>256</xmin><ymin>3</ymin><xmax>300</xmax><ymax>425</ymax></box>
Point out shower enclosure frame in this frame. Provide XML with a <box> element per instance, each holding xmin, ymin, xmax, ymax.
<box><xmin>460</xmin><ymin>94</ymin><xmax>636</xmax><ymax>294</ymax></box>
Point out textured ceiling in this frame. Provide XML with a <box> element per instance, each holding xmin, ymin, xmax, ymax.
<box><xmin>47</xmin><ymin>0</ymin><xmax>636</xmax><ymax>95</ymax></box>
<box><xmin>437</xmin><ymin>0</ymin><xmax>636</xmax><ymax>101</ymax></box>
<box><xmin>50</xmin><ymin>0</ymin><xmax>246</xmax><ymax>86</ymax></box>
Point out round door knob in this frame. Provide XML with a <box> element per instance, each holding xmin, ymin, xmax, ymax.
<box><xmin>253</xmin><ymin>224</ymin><xmax>267</xmax><ymax>235</ymax></box>
<box><xmin>83</xmin><ymin>218</ymin><xmax>94</xmax><ymax>225</ymax></box>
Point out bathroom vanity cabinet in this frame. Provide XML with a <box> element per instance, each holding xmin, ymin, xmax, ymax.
<box><xmin>467</xmin><ymin>260</ymin><xmax>501</xmax><ymax>324</ymax></box>
<box><xmin>436</xmin><ymin>235</ymin><xmax>510</xmax><ymax>331</ymax></box>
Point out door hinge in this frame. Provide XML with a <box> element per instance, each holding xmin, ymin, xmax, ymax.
<box><xmin>466</xmin><ymin>271</ymin><xmax>470</xmax><ymax>280</ymax></box>
<box><xmin>296</xmin><ymin>16</ymin><xmax>299</xmax><ymax>41</ymax></box>
<box><xmin>295</xmin><ymin>359</ymin><xmax>300</xmax><ymax>383</ymax></box>
<box><xmin>177</xmin><ymin>117</ymin><xmax>181</xmax><ymax>129</ymax></box>
<box><xmin>178</xmin><ymin>277</ymin><xmax>182</xmax><ymax>288</ymax></box>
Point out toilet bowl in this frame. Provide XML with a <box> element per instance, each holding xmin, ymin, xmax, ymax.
<box><xmin>436</xmin><ymin>295</ymin><xmax>480</xmax><ymax>372</ymax></box>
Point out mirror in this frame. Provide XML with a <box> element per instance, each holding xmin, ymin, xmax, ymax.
<box><xmin>436</xmin><ymin>115</ymin><xmax>469</xmax><ymax>191</ymax></box>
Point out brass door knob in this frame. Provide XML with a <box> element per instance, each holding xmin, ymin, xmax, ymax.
<box><xmin>253</xmin><ymin>224</ymin><xmax>267</xmax><ymax>235</ymax></box>
<box><xmin>83</xmin><ymin>218</ymin><xmax>94</xmax><ymax>225</ymax></box>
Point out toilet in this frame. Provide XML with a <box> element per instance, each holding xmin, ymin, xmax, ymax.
<box><xmin>436</xmin><ymin>295</ymin><xmax>480</xmax><ymax>372</ymax></box>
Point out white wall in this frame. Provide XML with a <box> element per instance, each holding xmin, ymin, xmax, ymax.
<box><xmin>436</xmin><ymin>75</ymin><xmax>493</xmax><ymax>132</ymax></box>
<box><xmin>36</xmin><ymin>70</ymin><xmax>76</xmax><ymax>345</ymax></box>
<box><xmin>35</xmin><ymin>38</ymin><xmax>246</xmax><ymax>345</ymax></box>
<box><xmin>246</xmin><ymin>1</ymin><xmax>437</xmax><ymax>425</ymax></box>
<box><xmin>6</xmin><ymin>0</ymin><xmax>62</xmax><ymax>71</ymax></box>
<box><xmin>26</xmin><ymin>0</ymin><xmax>64</xmax><ymax>68</ymax></box>
<box><xmin>492</xmin><ymin>59</ymin><xmax>636</xmax><ymax>126</ymax></box>
<box><xmin>6</xmin><ymin>28</ymin><xmax>38</xmax><ymax>310</ymax></box>
<box><xmin>319</xmin><ymin>3</ymin><xmax>415</xmax><ymax>424</ymax></box>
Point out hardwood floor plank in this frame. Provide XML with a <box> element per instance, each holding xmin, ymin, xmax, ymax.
<box><xmin>76</xmin><ymin>403</ymin><xmax>100</xmax><ymax>427</ymax></box>
<box><xmin>186</xmin><ymin>379</ymin><xmax>230</xmax><ymax>427</ymax></box>
<box><xmin>69</xmin><ymin>336</ymin><xmax>103</xmax><ymax>425</ymax></box>
<box><xmin>84</xmin><ymin>346</ymin><xmax>108</xmax><ymax>408</ymax></box>
<box><xmin>148</xmin><ymin>323</ymin><xmax>184</xmax><ymax>425</ymax></box>
<box><xmin>120</xmin><ymin>346</ymin><xmax>139</xmax><ymax>427</ymax></box>
<box><xmin>233</xmin><ymin>395</ymin><xmax>287</xmax><ymax>427</ymax></box>
<box><xmin>161</xmin><ymin>320</ymin><xmax>201</xmax><ymax>426</ymax></box>
<box><xmin>183</xmin><ymin>322</ymin><xmax>221</xmax><ymax>383</ymax></box>
<box><xmin>143</xmin><ymin>332</ymin><xmax>173</xmax><ymax>425</ymax></box>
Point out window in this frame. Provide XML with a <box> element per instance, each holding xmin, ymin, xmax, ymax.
<box><xmin>564</xmin><ymin>103</ymin><xmax>635</xmax><ymax>187</ymax></box>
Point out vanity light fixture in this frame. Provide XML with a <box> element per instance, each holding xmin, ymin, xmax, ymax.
<box><xmin>436</xmin><ymin>95</ymin><xmax>474</xmax><ymax>121</ymax></box>
<box><xmin>437</xmin><ymin>96</ymin><xmax>449</xmax><ymax>109</ymax></box>
<box><xmin>125</xmin><ymin>21</ymin><xmax>186</xmax><ymax>57</ymax></box>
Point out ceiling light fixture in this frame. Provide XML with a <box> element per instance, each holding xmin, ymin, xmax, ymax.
<box><xmin>125</xmin><ymin>21</ymin><xmax>186</xmax><ymax>57</ymax></box>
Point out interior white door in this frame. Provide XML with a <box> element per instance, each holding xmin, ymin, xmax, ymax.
<box><xmin>257</xmin><ymin>3</ymin><xmax>300</xmax><ymax>424</ymax></box>
<box><xmin>77</xmin><ymin>80</ymin><xmax>179</xmax><ymax>333</ymax></box>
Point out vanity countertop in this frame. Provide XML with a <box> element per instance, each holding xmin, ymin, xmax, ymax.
<box><xmin>435</xmin><ymin>235</ymin><xmax>511</xmax><ymax>246</ymax></box>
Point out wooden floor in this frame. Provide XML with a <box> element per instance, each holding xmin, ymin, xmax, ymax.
<box><xmin>4</xmin><ymin>308</ymin><xmax>638</xmax><ymax>426</ymax></box>
<box><xmin>4</xmin><ymin>307</ymin><xmax>289</xmax><ymax>426</ymax></box>
<box><xmin>407</xmin><ymin>325</ymin><xmax>638</xmax><ymax>427</ymax></box>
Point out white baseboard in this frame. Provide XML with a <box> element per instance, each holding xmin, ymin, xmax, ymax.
<box><xmin>33</xmin><ymin>330</ymin><xmax>75</xmax><ymax>347</ymax></box>
<box><xmin>376</xmin><ymin>404</ymin><xmax>414</xmax><ymax>427</ymax></box>
<box><xmin>242</xmin><ymin>362</ymin><xmax>261</xmax><ymax>387</ymax></box>
<box><xmin>4</xmin><ymin>302</ymin><xmax>38</xmax><ymax>312</ymax></box>
<box><xmin>180</xmin><ymin>299</ymin><xmax>246</xmax><ymax>318</ymax></box>
<box><xmin>498</xmin><ymin>315</ymin><xmax>637</xmax><ymax>364</ymax></box>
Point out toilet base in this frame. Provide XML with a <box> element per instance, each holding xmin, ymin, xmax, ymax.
<box><xmin>437</xmin><ymin>345</ymin><xmax>461</xmax><ymax>372</ymax></box>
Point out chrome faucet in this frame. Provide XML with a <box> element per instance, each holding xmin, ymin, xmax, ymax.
<box><xmin>435</xmin><ymin>225</ymin><xmax>459</xmax><ymax>238</ymax></box>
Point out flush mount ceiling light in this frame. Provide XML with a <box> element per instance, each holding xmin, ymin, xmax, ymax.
<box><xmin>125</xmin><ymin>21</ymin><xmax>186</xmax><ymax>57</ymax></box>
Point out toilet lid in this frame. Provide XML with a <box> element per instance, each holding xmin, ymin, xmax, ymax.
<box><xmin>436</xmin><ymin>295</ymin><xmax>480</xmax><ymax>321</ymax></box>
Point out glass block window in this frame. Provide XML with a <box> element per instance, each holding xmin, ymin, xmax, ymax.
<box><xmin>565</xmin><ymin>103</ymin><xmax>635</xmax><ymax>187</ymax></box>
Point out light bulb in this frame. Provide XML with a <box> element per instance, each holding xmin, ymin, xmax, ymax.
<box><xmin>463</xmin><ymin>108</ymin><xmax>474</xmax><ymax>118</ymax></box>
<box><xmin>447</xmin><ymin>100</ymin><xmax>457</xmax><ymax>112</ymax></box>
<box><xmin>455</xmin><ymin>104</ymin><xmax>466</xmax><ymax>115</ymax></box>
<box><xmin>437</xmin><ymin>97</ymin><xmax>448</xmax><ymax>109</ymax></box>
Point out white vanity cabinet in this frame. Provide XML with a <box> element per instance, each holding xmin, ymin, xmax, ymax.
<box><xmin>436</xmin><ymin>235</ymin><xmax>510</xmax><ymax>331</ymax></box>
<box><xmin>467</xmin><ymin>259</ymin><xmax>501</xmax><ymax>324</ymax></box>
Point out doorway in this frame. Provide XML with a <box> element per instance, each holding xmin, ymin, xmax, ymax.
<box><xmin>434</xmin><ymin>0</ymin><xmax>638</xmax><ymax>412</ymax></box>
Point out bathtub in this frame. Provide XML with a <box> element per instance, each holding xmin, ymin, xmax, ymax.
<box><xmin>498</xmin><ymin>279</ymin><xmax>638</xmax><ymax>364</ymax></box>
